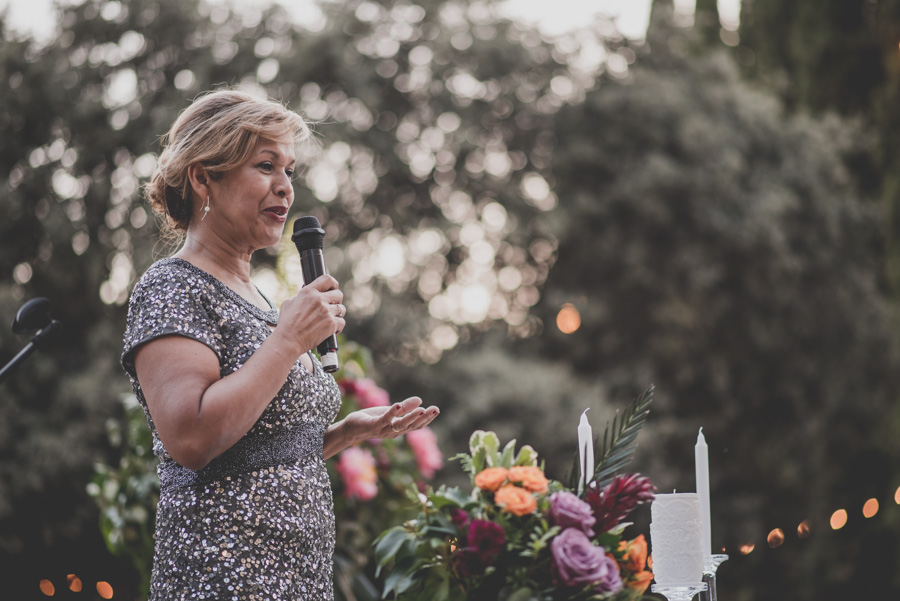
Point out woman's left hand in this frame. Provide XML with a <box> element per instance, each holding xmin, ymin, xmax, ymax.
<box><xmin>348</xmin><ymin>396</ymin><xmax>439</xmax><ymax>440</ymax></box>
<box><xmin>324</xmin><ymin>396</ymin><xmax>440</xmax><ymax>458</ymax></box>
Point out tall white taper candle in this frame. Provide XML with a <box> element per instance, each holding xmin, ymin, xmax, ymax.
<box><xmin>695</xmin><ymin>427</ymin><xmax>711</xmax><ymax>557</ymax></box>
<box><xmin>577</xmin><ymin>408</ymin><xmax>594</xmax><ymax>491</ymax></box>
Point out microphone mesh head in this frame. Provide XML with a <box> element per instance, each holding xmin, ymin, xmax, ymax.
<box><xmin>293</xmin><ymin>216</ymin><xmax>321</xmax><ymax>233</ymax></box>
<box><xmin>291</xmin><ymin>216</ymin><xmax>325</xmax><ymax>251</ymax></box>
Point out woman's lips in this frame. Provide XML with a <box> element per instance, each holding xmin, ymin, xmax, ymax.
<box><xmin>263</xmin><ymin>207</ymin><xmax>287</xmax><ymax>222</ymax></box>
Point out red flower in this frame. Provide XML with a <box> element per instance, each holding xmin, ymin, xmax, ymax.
<box><xmin>585</xmin><ymin>473</ymin><xmax>656</xmax><ymax>536</ymax></box>
<box><xmin>453</xmin><ymin>519</ymin><xmax>506</xmax><ymax>578</ymax></box>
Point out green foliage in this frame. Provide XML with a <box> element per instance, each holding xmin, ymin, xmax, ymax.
<box><xmin>374</xmin><ymin>433</ymin><xmax>652</xmax><ymax>601</ymax></box>
<box><xmin>88</xmin><ymin>395</ymin><xmax>158</xmax><ymax>597</ymax></box>
<box><xmin>457</xmin><ymin>430</ymin><xmax>539</xmax><ymax>477</ymax></box>
<box><xmin>564</xmin><ymin>386</ymin><xmax>654</xmax><ymax>493</ymax></box>
<box><xmin>590</xmin><ymin>386</ymin><xmax>654</xmax><ymax>492</ymax></box>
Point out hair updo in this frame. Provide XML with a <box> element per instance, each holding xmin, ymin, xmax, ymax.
<box><xmin>145</xmin><ymin>90</ymin><xmax>310</xmax><ymax>233</ymax></box>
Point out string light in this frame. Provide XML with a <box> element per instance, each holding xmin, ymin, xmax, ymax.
<box><xmin>766</xmin><ymin>528</ymin><xmax>785</xmax><ymax>548</ymax></box>
<box><xmin>862</xmin><ymin>498</ymin><xmax>879</xmax><ymax>518</ymax></box>
<box><xmin>830</xmin><ymin>509</ymin><xmax>848</xmax><ymax>530</ymax></box>
<box><xmin>96</xmin><ymin>582</ymin><xmax>114</xmax><ymax>599</ymax></box>
<box><xmin>738</xmin><ymin>543</ymin><xmax>755</xmax><ymax>554</ymax></box>
<box><xmin>797</xmin><ymin>520</ymin><xmax>811</xmax><ymax>538</ymax></box>
<box><xmin>39</xmin><ymin>580</ymin><xmax>55</xmax><ymax>596</ymax></box>
<box><xmin>66</xmin><ymin>574</ymin><xmax>82</xmax><ymax>593</ymax></box>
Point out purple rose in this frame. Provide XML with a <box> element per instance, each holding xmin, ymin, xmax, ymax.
<box><xmin>551</xmin><ymin>528</ymin><xmax>623</xmax><ymax>594</ymax></box>
<box><xmin>549</xmin><ymin>491</ymin><xmax>596</xmax><ymax>535</ymax></box>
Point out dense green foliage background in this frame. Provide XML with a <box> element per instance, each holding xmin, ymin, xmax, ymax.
<box><xmin>1</xmin><ymin>0</ymin><xmax>899</xmax><ymax>599</ymax></box>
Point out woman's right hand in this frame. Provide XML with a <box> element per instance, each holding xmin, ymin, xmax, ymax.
<box><xmin>274</xmin><ymin>274</ymin><xmax>345</xmax><ymax>358</ymax></box>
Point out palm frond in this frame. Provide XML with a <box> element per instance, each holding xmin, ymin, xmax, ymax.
<box><xmin>590</xmin><ymin>384</ymin><xmax>654</xmax><ymax>491</ymax></box>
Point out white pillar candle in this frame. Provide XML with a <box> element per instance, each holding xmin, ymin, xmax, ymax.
<box><xmin>695</xmin><ymin>428</ymin><xmax>712</xmax><ymax>557</ymax></box>
<box><xmin>649</xmin><ymin>493</ymin><xmax>705</xmax><ymax>585</ymax></box>
<box><xmin>577</xmin><ymin>408</ymin><xmax>594</xmax><ymax>490</ymax></box>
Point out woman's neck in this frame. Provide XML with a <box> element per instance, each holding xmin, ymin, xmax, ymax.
<box><xmin>175</xmin><ymin>232</ymin><xmax>254</xmax><ymax>286</ymax></box>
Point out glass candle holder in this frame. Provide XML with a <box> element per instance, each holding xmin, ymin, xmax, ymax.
<box><xmin>651</xmin><ymin>583</ymin><xmax>708</xmax><ymax>601</ymax></box>
<box><xmin>698</xmin><ymin>554</ymin><xmax>729</xmax><ymax>601</ymax></box>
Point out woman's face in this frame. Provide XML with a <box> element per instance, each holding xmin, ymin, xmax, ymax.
<box><xmin>205</xmin><ymin>137</ymin><xmax>296</xmax><ymax>254</ymax></box>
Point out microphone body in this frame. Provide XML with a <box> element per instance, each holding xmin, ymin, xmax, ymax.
<box><xmin>291</xmin><ymin>216</ymin><xmax>339</xmax><ymax>373</ymax></box>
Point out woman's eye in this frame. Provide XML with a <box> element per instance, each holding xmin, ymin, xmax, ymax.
<box><xmin>259</xmin><ymin>162</ymin><xmax>273</xmax><ymax>171</ymax></box>
<box><xmin>286</xmin><ymin>169</ymin><xmax>294</xmax><ymax>178</ymax></box>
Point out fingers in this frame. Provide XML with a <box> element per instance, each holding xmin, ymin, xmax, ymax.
<box><xmin>387</xmin><ymin>397</ymin><xmax>439</xmax><ymax>436</ymax></box>
<box><xmin>308</xmin><ymin>274</ymin><xmax>340</xmax><ymax>292</ymax></box>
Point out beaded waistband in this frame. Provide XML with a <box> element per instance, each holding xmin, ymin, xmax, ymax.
<box><xmin>158</xmin><ymin>422</ymin><xmax>326</xmax><ymax>491</ymax></box>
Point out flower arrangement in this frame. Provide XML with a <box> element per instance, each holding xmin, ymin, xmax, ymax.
<box><xmin>374</xmin><ymin>387</ymin><xmax>655</xmax><ymax>601</ymax></box>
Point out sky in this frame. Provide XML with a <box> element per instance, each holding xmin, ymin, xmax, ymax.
<box><xmin>0</xmin><ymin>0</ymin><xmax>742</xmax><ymax>41</ymax></box>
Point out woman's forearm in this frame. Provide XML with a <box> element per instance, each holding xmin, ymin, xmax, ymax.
<box><xmin>323</xmin><ymin>419</ymin><xmax>360</xmax><ymax>459</ymax></box>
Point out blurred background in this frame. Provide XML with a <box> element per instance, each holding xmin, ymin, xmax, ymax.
<box><xmin>2</xmin><ymin>0</ymin><xmax>900</xmax><ymax>599</ymax></box>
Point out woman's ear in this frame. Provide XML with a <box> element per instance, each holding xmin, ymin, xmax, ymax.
<box><xmin>186</xmin><ymin>163</ymin><xmax>211</xmax><ymax>202</ymax></box>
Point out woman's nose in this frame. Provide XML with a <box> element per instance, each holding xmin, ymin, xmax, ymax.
<box><xmin>274</xmin><ymin>173</ymin><xmax>292</xmax><ymax>197</ymax></box>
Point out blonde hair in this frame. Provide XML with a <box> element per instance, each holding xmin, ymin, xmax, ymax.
<box><xmin>145</xmin><ymin>90</ymin><xmax>310</xmax><ymax>233</ymax></box>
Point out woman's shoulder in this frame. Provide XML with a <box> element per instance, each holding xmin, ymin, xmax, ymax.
<box><xmin>130</xmin><ymin>258</ymin><xmax>215</xmax><ymax>302</ymax></box>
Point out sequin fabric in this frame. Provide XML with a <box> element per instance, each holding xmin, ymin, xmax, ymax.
<box><xmin>122</xmin><ymin>258</ymin><xmax>341</xmax><ymax>600</ymax></box>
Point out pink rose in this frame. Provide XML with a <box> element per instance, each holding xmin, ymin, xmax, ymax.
<box><xmin>348</xmin><ymin>378</ymin><xmax>390</xmax><ymax>409</ymax></box>
<box><xmin>406</xmin><ymin>427</ymin><xmax>443</xmax><ymax>479</ymax></box>
<box><xmin>336</xmin><ymin>446</ymin><xmax>378</xmax><ymax>500</ymax></box>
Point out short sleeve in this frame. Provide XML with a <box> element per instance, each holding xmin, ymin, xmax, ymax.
<box><xmin>121</xmin><ymin>263</ymin><xmax>222</xmax><ymax>379</ymax></box>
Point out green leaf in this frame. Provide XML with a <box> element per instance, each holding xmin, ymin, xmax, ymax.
<box><xmin>502</xmin><ymin>587</ymin><xmax>540</xmax><ymax>601</ymax></box>
<box><xmin>513</xmin><ymin>444</ymin><xmax>538</xmax><ymax>466</ymax></box>
<box><xmin>431</xmin><ymin>487</ymin><xmax>472</xmax><ymax>509</ymax></box>
<box><xmin>499</xmin><ymin>438</ymin><xmax>518</xmax><ymax>468</ymax></box>
<box><xmin>374</xmin><ymin>527</ymin><xmax>413</xmax><ymax>569</ymax></box>
<box><xmin>590</xmin><ymin>385</ymin><xmax>655</xmax><ymax>491</ymax></box>
<box><xmin>383</xmin><ymin>556</ymin><xmax>423</xmax><ymax>597</ymax></box>
<box><xmin>422</xmin><ymin>525</ymin><xmax>458</xmax><ymax>537</ymax></box>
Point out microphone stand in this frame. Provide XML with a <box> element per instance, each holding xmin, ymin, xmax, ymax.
<box><xmin>0</xmin><ymin>297</ymin><xmax>61</xmax><ymax>386</ymax></box>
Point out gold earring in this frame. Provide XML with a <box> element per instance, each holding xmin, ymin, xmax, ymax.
<box><xmin>201</xmin><ymin>196</ymin><xmax>210</xmax><ymax>221</ymax></box>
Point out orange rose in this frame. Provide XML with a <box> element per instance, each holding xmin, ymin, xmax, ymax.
<box><xmin>474</xmin><ymin>467</ymin><xmax>509</xmax><ymax>492</ymax></box>
<box><xmin>507</xmin><ymin>465</ymin><xmax>549</xmax><ymax>494</ymax></box>
<box><xmin>619</xmin><ymin>534</ymin><xmax>649</xmax><ymax>573</ymax></box>
<box><xmin>628</xmin><ymin>570</ymin><xmax>653</xmax><ymax>594</ymax></box>
<box><xmin>494</xmin><ymin>484</ymin><xmax>538</xmax><ymax>516</ymax></box>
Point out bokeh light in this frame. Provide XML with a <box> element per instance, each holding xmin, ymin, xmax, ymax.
<box><xmin>767</xmin><ymin>528</ymin><xmax>785</xmax><ymax>548</ymax></box>
<box><xmin>66</xmin><ymin>574</ymin><xmax>82</xmax><ymax>592</ymax></box>
<box><xmin>863</xmin><ymin>498</ymin><xmax>879</xmax><ymax>518</ymax></box>
<box><xmin>39</xmin><ymin>580</ymin><xmax>55</xmax><ymax>596</ymax></box>
<box><xmin>738</xmin><ymin>543</ymin><xmax>755</xmax><ymax>555</ymax></box>
<box><xmin>556</xmin><ymin>303</ymin><xmax>581</xmax><ymax>334</ymax></box>
<box><xmin>96</xmin><ymin>582</ymin><xmax>114</xmax><ymax>599</ymax></box>
<box><xmin>797</xmin><ymin>520</ymin><xmax>811</xmax><ymax>539</ymax></box>
<box><xmin>830</xmin><ymin>509</ymin><xmax>848</xmax><ymax>530</ymax></box>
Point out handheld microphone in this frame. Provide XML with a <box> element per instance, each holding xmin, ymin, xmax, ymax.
<box><xmin>291</xmin><ymin>216</ymin><xmax>339</xmax><ymax>373</ymax></box>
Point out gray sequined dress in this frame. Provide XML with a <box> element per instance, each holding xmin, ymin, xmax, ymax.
<box><xmin>122</xmin><ymin>258</ymin><xmax>341</xmax><ymax>600</ymax></box>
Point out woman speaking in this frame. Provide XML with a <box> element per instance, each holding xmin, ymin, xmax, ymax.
<box><xmin>121</xmin><ymin>90</ymin><xmax>439</xmax><ymax>600</ymax></box>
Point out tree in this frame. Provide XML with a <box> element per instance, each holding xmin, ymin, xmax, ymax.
<box><xmin>385</xmin><ymin>25</ymin><xmax>900</xmax><ymax>601</ymax></box>
<box><xmin>0</xmin><ymin>0</ymin><xmax>618</xmax><ymax>595</ymax></box>
<box><xmin>737</xmin><ymin>0</ymin><xmax>900</xmax><ymax>287</ymax></box>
